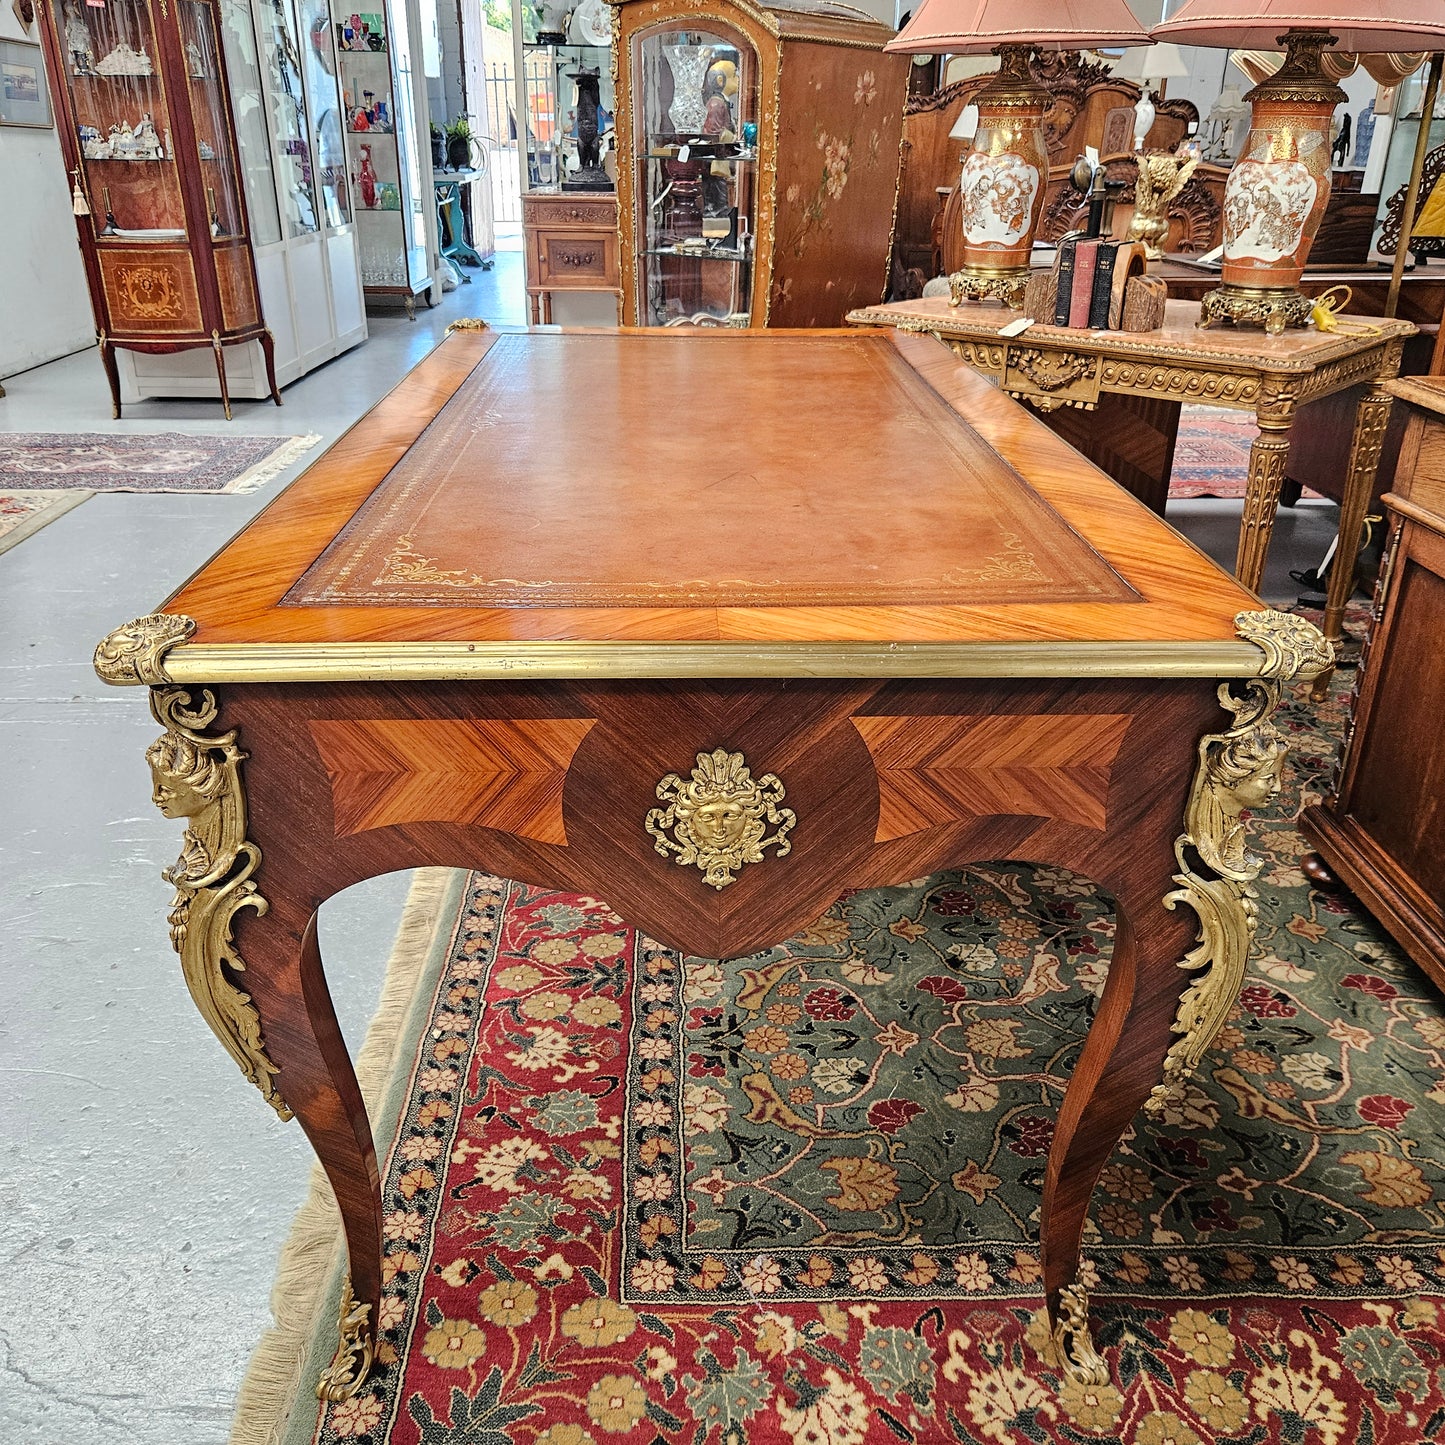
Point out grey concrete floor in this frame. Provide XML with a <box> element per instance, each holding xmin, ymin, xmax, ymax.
<box><xmin>0</xmin><ymin>256</ymin><xmax>1339</xmax><ymax>1444</ymax></box>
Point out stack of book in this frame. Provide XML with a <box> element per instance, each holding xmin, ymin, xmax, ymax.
<box><xmin>1052</xmin><ymin>238</ymin><xmax>1150</xmax><ymax>330</ymax></box>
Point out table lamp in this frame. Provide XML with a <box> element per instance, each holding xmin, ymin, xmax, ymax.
<box><xmin>1153</xmin><ymin>1</ymin><xmax>1445</xmax><ymax>332</ymax></box>
<box><xmin>1111</xmin><ymin>42</ymin><xmax>1191</xmax><ymax>149</ymax></box>
<box><xmin>885</xmin><ymin>0</ymin><xmax>1153</xmax><ymax>307</ymax></box>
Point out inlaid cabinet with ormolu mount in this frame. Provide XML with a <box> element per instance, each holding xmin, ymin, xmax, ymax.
<box><xmin>37</xmin><ymin>0</ymin><xmax>279</xmax><ymax>419</ymax></box>
<box><xmin>610</xmin><ymin>0</ymin><xmax>907</xmax><ymax>328</ymax></box>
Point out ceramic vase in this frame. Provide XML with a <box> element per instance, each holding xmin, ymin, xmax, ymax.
<box><xmin>358</xmin><ymin>144</ymin><xmax>378</xmax><ymax>208</ymax></box>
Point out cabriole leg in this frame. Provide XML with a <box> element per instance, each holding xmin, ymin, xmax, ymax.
<box><xmin>211</xmin><ymin>332</ymin><xmax>232</xmax><ymax>421</ymax></box>
<box><xmin>143</xmin><ymin>682</ymin><xmax>381</xmax><ymax>1400</ymax></box>
<box><xmin>1041</xmin><ymin>664</ymin><xmax>1303</xmax><ymax>1382</ymax></box>
<box><xmin>98</xmin><ymin>332</ymin><xmax>122</xmax><ymax>420</ymax></box>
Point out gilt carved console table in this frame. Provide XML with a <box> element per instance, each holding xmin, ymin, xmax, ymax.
<box><xmin>94</xmin><ymin>326</ymin><xmax>1330</xmax><ymax>1397</ymax></box>
<box><xmin>850</xmin><ymin>296</ymin><xmax>1413</xmax><ymax>666</ymax></box>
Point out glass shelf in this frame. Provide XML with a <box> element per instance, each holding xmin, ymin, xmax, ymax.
<box><xmin>638</xmin><ymin>147</ymin><xmax>755</xmax><ymax>163</ymax></box>
<box><xmin>642</xmin><ymin>246</ymin><xmax>749</xmax><ymax>263</ymax></box>
<box><xmin>631</xmin><ymin>24</ymin><xmax>758</xmax><ymax>326</ymax></box>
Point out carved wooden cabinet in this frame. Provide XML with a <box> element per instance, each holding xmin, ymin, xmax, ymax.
<box><xmin>36</xmin><ymin>0</ymin><xmax>278</xmax><ymax>417</ymax></box>
<box><xmin>611</xmin><ymin>0</ymin><xmax>907</xmax><ymax>327</ymax></box>
<box><xmin>521</xmin><ymin>191</ymin><xmax>621</xmax><ymax>324</ymax></box>
<box><xmin>1302</xmin><ymin>376</ymin><xmax>1445</xmax><ymax>993</ymax></box>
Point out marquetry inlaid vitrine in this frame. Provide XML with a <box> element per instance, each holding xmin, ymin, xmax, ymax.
<box><xmin>610</xmin><ymin>0</ymin><xmax>908</xmax><ymax>327</ymax></box>
<box><xmin>36</xmin><ymin>0</ymin><xmax>278</xmax><ymax>418</ymax></box>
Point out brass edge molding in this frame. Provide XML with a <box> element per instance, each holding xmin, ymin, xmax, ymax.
<box><xmin>645</xmin><ymin>748</ymin><xmax>796</xmax><ymax>889</ymax></box>
<box><xmin>94</xmin><ymin>613</ymin><xmax>197</xmax><ymax>685</ymax></box>
<box><xmin>147</xmin><ymin>685</ymin><xmax>292</xmax><ymax>1121</ymax></box>
<box><xmin>1051</xmin><ymin>1283</ymin><xmax>1109</xmax><ymax>1386</ymax></box>
<box><xmin>151</xmin><ymin>639</ymin><xmax>1271</xmax><ymax>683</ymax></box>
<box><xmin>316</xmin><ymin>1278</ymin><xmax>374</xmax><ymax>1401</ymax></box>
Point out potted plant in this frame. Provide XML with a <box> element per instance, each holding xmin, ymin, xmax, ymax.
<box><xmin>445</xmin><ymin>117</ymin><xmax>474</xmax><ymax>172</ymax></box>
<box><xmin>430</xmin><ymin>120</ymin><xmax>446</xmax><ymax>170</ymax></box>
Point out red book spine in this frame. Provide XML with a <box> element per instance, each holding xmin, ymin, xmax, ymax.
<box><xmin>1068</xmin><ymin>239</ymin><xmax>1102</xmax><ymax>327</ymax></box>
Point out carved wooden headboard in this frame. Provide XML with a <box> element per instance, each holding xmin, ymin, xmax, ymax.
<box><xmin>893</xmin><ymin>51</ymin><xmax>1200</xmax><ymax>295</ymax></box>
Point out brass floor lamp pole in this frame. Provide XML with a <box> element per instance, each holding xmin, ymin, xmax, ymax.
<box><xmin>1386</xmin><ymin>51</ymin><xmax>1444</xmax><ymax>319</ymax></box>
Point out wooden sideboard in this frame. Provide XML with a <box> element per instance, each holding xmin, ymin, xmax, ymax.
<box><xmin>521</xmin><ymin>192</ymin><xmax>622</xmax><ymax>325</ymax></box>
<box><xmin>1302</xmin><ymin>376</ymin><xmax>1445</xmax><ymax>992</ymax></box>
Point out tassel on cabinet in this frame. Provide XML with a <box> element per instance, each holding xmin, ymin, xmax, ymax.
<box><xmin>71</xmin><ymin>169</ymin><xmax>91</xmax><ymax>217</ymax></box>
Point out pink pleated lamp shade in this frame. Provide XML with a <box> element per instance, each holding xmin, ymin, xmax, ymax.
<box><xmin>885</xmin><ymin>0</ymin><xmax>1152</xmax><ymax>55</ymax></box>
<box><xmin>1153</xmin><ymin>0</ymin><xmax>1445</xmax><ymax>54</ymax></box>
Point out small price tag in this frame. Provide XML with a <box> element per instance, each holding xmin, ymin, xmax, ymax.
<box><xmin>998</xmin><ymin>317</ymin><xmax>1034</xmax><ymax>338</ymax></box>
<box><xmin>677</xmin><ymin>145</ymin><xmax>690</xmax><ymax>163</ymax></box>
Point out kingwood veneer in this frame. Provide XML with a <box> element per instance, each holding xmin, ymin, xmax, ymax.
<box><xmin>94</xmin><ymin>325</ymin><xmax>1331</xmax><ymax>1398</ymax></box>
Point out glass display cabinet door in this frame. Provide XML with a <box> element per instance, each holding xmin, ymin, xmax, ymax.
<box><xmin>296</xmin><ymin>0</ymin><xmax>351</xmax><ymax>228</ymax></box>
<box><xmin>632</xmin><ymin>24</ymin><xmax>758</xmax><ymax>325</ymax></box>
<box><xmin>337</xmin><ymin>1</ymin><xmax>429</xmax><ymax>298</ymax></box>
<box><xmin>388</xmin><ymin>0</ymin><xmax>428</xmax><ymax>290</ymax></box>
<box><xmin>218</xmin><ymin>0</ymin><xmax>283</xmax><ymax>246</ymax></box>
<box><xmin>55</xmin><ymin>0</ymin><xmax>187</xmax><ymax>238</ymax></box>
<box><xmin>178</xmin><ymin>0</ymin><xmax>249</xmax><ymax>241</ymax></box>
<box><xmin>257</xmin><ymin>0</ymin><xmax>322</xmax><ymax>236</ymax></box>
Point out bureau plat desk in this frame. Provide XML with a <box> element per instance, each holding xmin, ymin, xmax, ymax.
<box><xmin>93</xmin><ymin>325</ymin><xmax>1330</xmax><ymax>1399</ymax></box>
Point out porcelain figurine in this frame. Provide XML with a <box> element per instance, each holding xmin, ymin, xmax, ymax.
<box><xmin>132</xmin><ymin>113</ymin><xmax>164</xmax><ymax>160</ymax></box>
<box><xmin>95</xmin><ymin>41</ymin><xmax>153</xmax><ymax>77</ymax></box>
<box><xmin>63</xmin><ymin>3</ymin><xmax>94</xmax><ymax>74</ymax></box>
<box><xmin>186</xmin><ymin>38</ymin><xmax>207</xmax><ymax>78</ymax></box>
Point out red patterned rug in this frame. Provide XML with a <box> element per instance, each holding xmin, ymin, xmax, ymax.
<box><xmin>242</xmin><ymin>645</ymin><xmax>1445</xmax><ymax>1445</ymax></box>
<box><xmin>1171</xmin><ymin>407</ymin><xmax>1322</xmax><ymax>503</ymax></box>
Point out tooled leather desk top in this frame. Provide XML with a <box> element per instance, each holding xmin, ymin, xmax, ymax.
<box><xmin>159</xmin><ymin>326</ymin><xmax>1262</xmax><ymax>666</ymax></box>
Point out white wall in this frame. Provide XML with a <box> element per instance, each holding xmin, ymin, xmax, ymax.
<box><xmin>0</xmin><ymin>11</ymin><xmax>95</xmax><ymax>378</ymax></box>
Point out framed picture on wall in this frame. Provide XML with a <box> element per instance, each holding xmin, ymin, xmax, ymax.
<box><xmin>0</xmin><ymin>40</ymin><xmax>52</xmax><ymax>128</ymax></box>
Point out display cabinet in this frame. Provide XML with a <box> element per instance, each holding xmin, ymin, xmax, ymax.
<box><xmin>513</xmin><ymin>18</ymin><xmax>621</xmax><ymax>324</ymax></box>
<box><xmin>334</xmin><ymin>1</ymin><xmax>436</xmax><ymax>313</ymax></box>
<box><xmin>37</xmin><ymin>0</ymin><xmax>278</xmax><ymax>417</ymax></box>
<box><xmin>611</xmin><ymin>0</ymin><xmax>907</xmax><ymax>327</ymax></box>
<box><xmin>118</xmin><ymin>0</ymin><xmax>370</xmax><ymax>406</ymax></box>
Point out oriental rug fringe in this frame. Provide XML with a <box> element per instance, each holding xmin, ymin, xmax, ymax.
<box><xmin>233</xmin><ymin>634</ymin><xmax>1445</xmax><ymax>1445</ymax></box>
<box><xmin>0</xmin><ymin>489</ymin><xmax>92</xmax><ymax>556</ymax></box>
